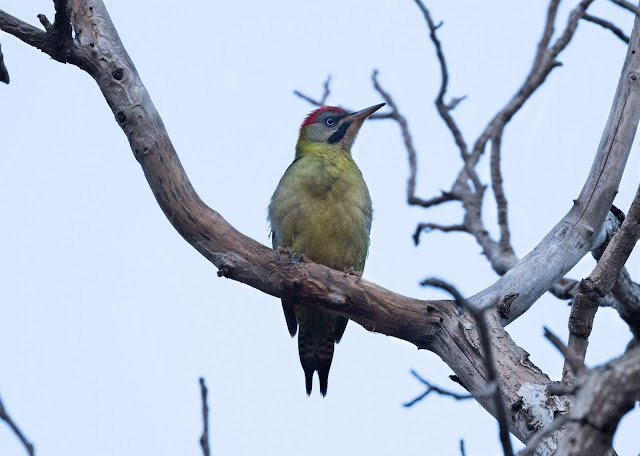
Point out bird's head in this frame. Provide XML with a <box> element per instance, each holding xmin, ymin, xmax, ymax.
<box><xmin>297</xmin><ymin>103</ymin><xmax>385</xmax><ymax>154</ymax></box>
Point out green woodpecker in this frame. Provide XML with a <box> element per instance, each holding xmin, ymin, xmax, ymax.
<box><xmin>268</xmin><ymin>103</ymin><xmax>383</xmax><ymax>396</ymax></box>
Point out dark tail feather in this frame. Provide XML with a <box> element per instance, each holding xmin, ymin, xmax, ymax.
<box><xmin>318</xmin><ymin>364</ymin><xmax>330</xmax><ymax>397</ymax></box>
<box><xmin>333</xmin><ymin>317</ymin><xmax>348</xmax><ymax>343</ymax></box>
<box><xmin>281</xmin><ymin>299</ymin><xmax>298</xmax><ymax>337</ymax></box>
<box><xmin>304</xmin><ymin>366</ymin><xmax>314</xmax><ymax>396</ymax></box>
<box><xmin>298</xmin><ymin>328</ymin><xmax>335</xmax><ymax>397</ymax></box>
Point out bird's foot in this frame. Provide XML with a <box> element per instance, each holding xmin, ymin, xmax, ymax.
<box><xmin>276</xmin><ymin>246</ymin><xmax>307</xmax><ymax>264</ymax></box>
<box><xmin>344</xmin><ymin>267</ymin><xmax>363</xmax><ymax>283</ymax></box>
<box><xmin>276</xmin><ymin>245</ymin><xmax>292</xmax><ymax>260</ymax></box>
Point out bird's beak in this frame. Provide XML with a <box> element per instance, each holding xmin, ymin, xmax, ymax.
<box><xmin>346</xmin><ymin>103</ymin><xmax>386</xmax><ymax>122</ymax></box>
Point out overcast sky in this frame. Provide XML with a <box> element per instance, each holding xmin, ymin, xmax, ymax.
<box><xmin>1</xmin><ymin>1</ymin><xmax>639</xmax><ymax>455</ymax></box>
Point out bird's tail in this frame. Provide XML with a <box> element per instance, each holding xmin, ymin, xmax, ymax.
<box><xmin>298</xmin><ymin>325</ymin><xmax>335</xmax><ymax>397</ymax></box>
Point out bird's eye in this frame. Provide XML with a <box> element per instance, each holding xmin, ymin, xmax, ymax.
<box><xmin>325</xmin><ymin>118</ymin><xmax>335</xmax><ymax>126</ymax></box>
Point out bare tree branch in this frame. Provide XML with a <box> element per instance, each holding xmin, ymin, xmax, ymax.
<box><xmin>292</xmin><ymin>89</ymin><xmax>323</xmax><ymax>108</ymax></box>
<box><xmin>199</xmin><ymin>378</ymin><xmax>211</xmax><ymax>456</ymax></box>
<box><xmin>610</xmin><ymin>0</ymin><xmax>640</xmax><ymax>16</ymax></box>
<box><xmin>404</xmin><ymin>369</ymin><xmax>473</xmax><ymax>406</ymax></box>
<box><xmin>564</xmin><ymin>185</ymin><xmax>640</xmax><ymax>382</ymax></box>
<box><xmin>412</xmin><ymin>222</ymin><xmax>467</xmax><ymax>245</ymax></box>
<box><xmin>582</xmin><ymin>13</ymin><xmax>631</xmax><ymax>43</ymax></box>
<box><xmin>0</xmin><ymin>10</ymin><xmax>50</xmax><ymax>54</ymax></box>
<box><xmin>543</xmin><ymin>327</ymin><xmax>585</xmax><ymax>375</ymax></box>
<box><xmin>319</xmin><ymin>74</ymin><xmax>331</xmax><ymax>106</ymax></box>
<box><xmin>422</xmin><ymin>278</ymin><xmax>514</xmax><ymax>456</ymax></box>
<box><xmin>0</xmin><ymin>393</ymin><xmax>34</xmax><ymax>456</ymax></box>
<box><xmin>413</xmin><ymin>0</ymin><xmax>469</xmax><ymax>162</ymax></box>
<box><xmin>555</xmin><ymin>346</ymin><xmax>640</xmax><ymax>456</ymax></box>
<box><xmin>371</xmin><ymin>69</ymin><xmax>460</xmax><ymax>208</ymax></box>
<box><xmin>293</xmin><ymin>74</ymin><xmax>332</xmax><ymax>108</ymax></box>
<box><xmin>402</xmin><ymin>0</ymin><xmax>595</xmax><ymax>284</ymax></box>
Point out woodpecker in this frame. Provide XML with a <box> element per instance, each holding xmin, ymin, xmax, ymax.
<box><xmin>268</xmin><ymin>103</ymin><xmax>383</xmax><ymax>396</ymax></box>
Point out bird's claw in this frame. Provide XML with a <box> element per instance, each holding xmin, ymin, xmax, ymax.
<box><xmin>276</xmin><ymin>245</ymin><xmax>293</xmax><ymax>260</ymax></box>
<box><xmin>344</xmin><ymin>267</ymin><xmax>363</xmax><ymax>283</ymax></box>
<box><xmin>276</xmin><ymin>246</ymin><xmax>307</xmax><ymax>264</ymax></box>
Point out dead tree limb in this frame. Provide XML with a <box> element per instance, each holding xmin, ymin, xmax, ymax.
<box><xmin>564</xmin><ymin>184</ymin><xmax>640</xmax><ymax>383</ymax></box>
<box><xmin>554</xmin><ymin>346</ymin><xmax>640</xmax><ymax>456</ymax></box>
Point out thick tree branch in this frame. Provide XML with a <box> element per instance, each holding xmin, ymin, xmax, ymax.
<box><xmin>0</xmin><ymin>393</ymin><xmax>34</xmax><ymax>456</ymax></box>
<box><xmin>564</xmin><ymin>185</ymin><xmax>640</xmax><ymax>375</ymax></box>
<box><xmin>422</xmin><ymin>278</ymin><xmax>514</xmax><ymax>456</ymax></box>
<box><xmin>0</xmin><ymin>10</ymin><xmax>50</xmax><ymax>54</ymax></box>
<box><xmin>554</xmin><ymin>346</ymin><xmax>640</xmax><ymax>456</ymax></box>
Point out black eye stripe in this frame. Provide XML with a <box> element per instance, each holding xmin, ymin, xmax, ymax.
<box><xmin>327</xmin><ymin>121</ymin><xmax>351</xmax><ymax>144</ymax></box>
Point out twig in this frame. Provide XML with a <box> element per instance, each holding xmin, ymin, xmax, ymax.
<box><xmin>0</xmin><ymin>393</ymin><xmax>35</xmax><ymax>456</ymax></box>
<box><xmin>404</xmin><ymin>369</ymin><xmax>473</xmax><ymax>406</ymax></box>
<box><xmin>543</xmin><ymin>327</ymin><xmax>585</xmax><ymax>374</ymax></box>
<box><xmin>421</xmin><ymin>278</ymin><xmax>514</xmax><ymax>456</ymax></box>
<box><xmin>460</xmin><ymin>439</ymin><xmax>467</xmax><ymax>456</ymax></box>
<box><xmin>293</xmin><ymin>75</ymin><xmax>332</xmax><ymax>108</ymax></box>
<box><xmin>533</xmin><ymin>0</ymin><xmax>561</xmax><ymax>71</ymax></box>
<box><xmin>489</xmin><ymin>135</ymin><xmax>512</xmax><ymax>254</ymax></box>
<box><xmin>199</xmin><ymin>378</ymin><xmax>211</xmax><ymax>456</ymax></box>
<box><xmin>371</xmin><ymin>69</ymin><xmax>455</xmax><ymax>209</ymax></box>
<box><xmin>320</xmin><ymin>75</ymin><xmax>331</xmax><ymax>106</ymax></box>
<box><xmin>413</xmin><ymin>0</ymin><xmax>469</xmax><ymax>162</ymax></box>
<box><xmin>610</xmin><ymin>0</ymin><xmax>640</xmax><ymax>16</ymax></box>
<box><xmin>413</xmin><ymin>222</ymin><xmax>467</xmax><ymax>245</ymax></box>
<box><xmin>0</xmin><ymin>42</ymin><xmax>9</xmax><ymax>83</ymax></box>
<box><xmin>582</xmin><ymin>13</ymin><xmax>630</xmax><ymax>43</ymax></box>
<box><xmin>292</xmin><ymin>89</ymin><xmax>323</xmax><ymax>107</ymax></box>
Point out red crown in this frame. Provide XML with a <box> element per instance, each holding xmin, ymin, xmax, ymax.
<box><xmin>300</xmin><ymin>106</ymin><xmax>346</xmax><ymax>131</ymax></box>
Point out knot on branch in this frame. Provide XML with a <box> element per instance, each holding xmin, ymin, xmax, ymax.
<box><xmin>217</xmin><ymin>265</ymin><xmax>232</xmax><ymax>278</ymax></box>
<box><xmin>497</xmin><ymin>292</ymin><xmax>519</xmax><ymax>320</ymax></box>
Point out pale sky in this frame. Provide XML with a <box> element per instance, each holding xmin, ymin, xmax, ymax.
<box><xmin>1</xmin><ymin>1</ymin><xmax>639</xmax><ymax>455</ymax></box>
